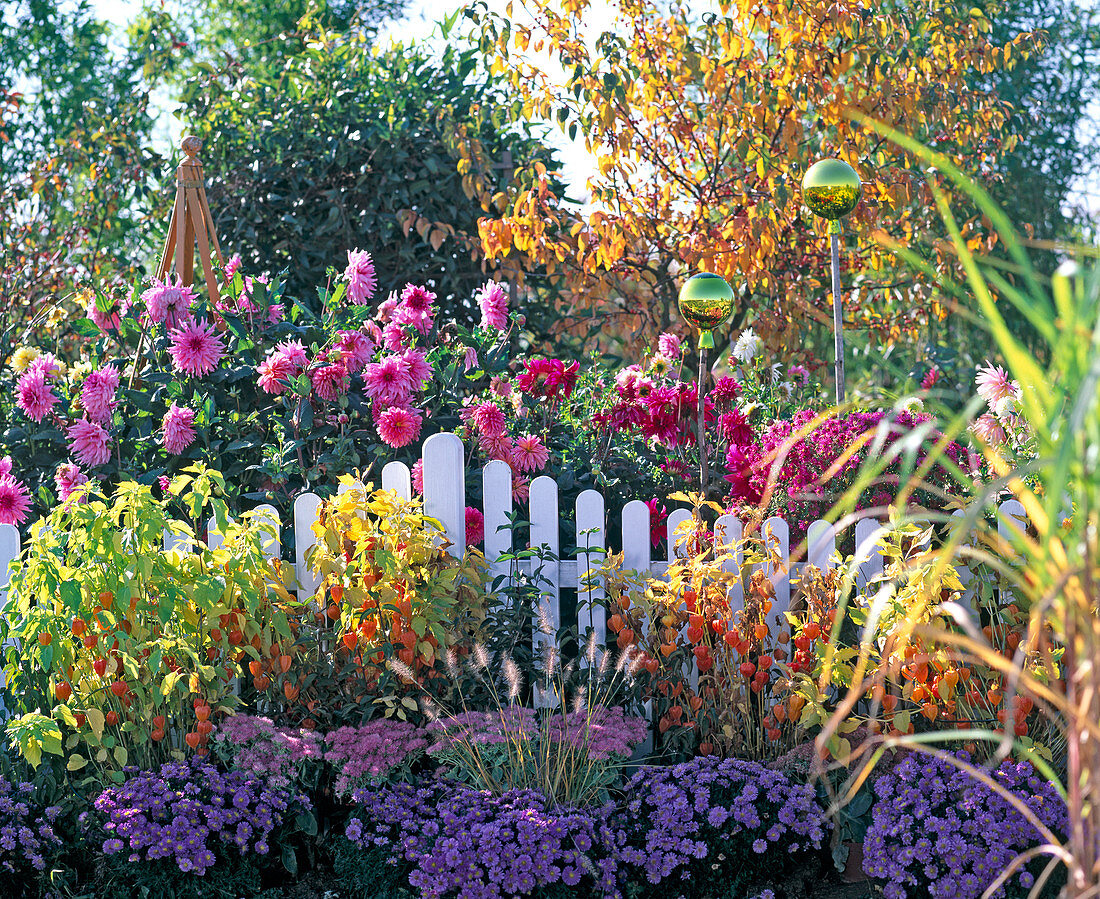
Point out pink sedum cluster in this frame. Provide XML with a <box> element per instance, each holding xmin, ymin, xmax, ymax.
<box><xmin>324</xmin><ymin>720</ymin><xmax>431</xmax><ymax>796</ymax></box>
<box><xmin>214</xmin><ymin>714</ymin><xmax>325</xmax><ymax>793</ymax></box>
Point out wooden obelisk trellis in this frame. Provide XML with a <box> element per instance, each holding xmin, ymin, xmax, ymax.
<box><xmin>156</xmin><ymin>135</ymin><xmax>225</xmax><ymax>303</ymax></box>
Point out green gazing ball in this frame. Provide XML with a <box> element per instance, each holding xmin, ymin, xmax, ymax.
<box><xmin>802</xmin><ymin>158</ymin><xmax>862</xmax><ymax>220</ymax></box>
<box><xmin>677</xmin><ymin>272</ymin><xmax>736</xmax><ymax>332</ymax></box>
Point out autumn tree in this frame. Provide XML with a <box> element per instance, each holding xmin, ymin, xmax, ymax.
<box><xmin>466</xmin><ymin>0</ymin><xmax>1037</xmax><ymax>360</ymax></box>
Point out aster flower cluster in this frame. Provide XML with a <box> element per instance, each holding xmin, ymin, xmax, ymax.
<box><xmin>0</xmin><ymin>778</ymin><xmax>64</xmax><ymax>875</ymax></box>
<box><xmin>213</xmin><ymin>715</ymin><xmax>325</xmax><ymax>792</ymax></box>
<box><xmin>324</xmin><ymin>719</ymin><xmax>432</xmax><ymax>795</ymax></box>
<box><xmin>616</xmin><ymin>757</ymin><xmax>829</xmax><ymax>893</ymax></box>
<box><xmin>345</xmin><ymin>779</ymin><xmax>624</xmax><ymax>898</ymax></box>
<box><xmin>93</xmin><ymin>759</ymin><xmax>308</xmax><ymax>876</ymax></box>
<box><xmin>863</xmin><ymin>752</ymin><xmax>1068</xmax><ymax>899</ymax></box>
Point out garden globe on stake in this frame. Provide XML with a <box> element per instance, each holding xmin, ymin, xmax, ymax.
<box><xmin>677</xmin><ymin>272</ymin><xmax>735</xmax><ymax>495</ymax></box>
<box><xmin>801</xmin><ymin>158</ymin><xmax>861</xmax><ymax>404</ymax></box>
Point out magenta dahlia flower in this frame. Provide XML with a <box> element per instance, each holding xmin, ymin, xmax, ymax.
<box><xmin>477</xmin><ymin>281</ymin><xmax>509</xmax><ymax>331</ymax></box>
<box><xmin>401</xmin><ymin>348</ymin><xmax>432</xmax><ymax>387</ymax></box>
<box><xmin>256</xmin><ymin>349</ymin><xmax>299</xmax><ymax>395</ymax></box>
<box><xmin>471</xmin><ymin>402</ymin><xmax>506</xmax><ymax>438</ymax></box>
<box><xmin>392</xmin><ymin>284</ymin><xmax>435</xmax><ymax>334</ymax></box>
<box><xmin>376</xmin><ymin>406</ymin><xmax>422</xmax><ymax>448</ymax></box>
<box><xmin>362</xmin><ymin>356</ymin><xmax>414</xmax><ymax>406</ymax></box>
<box><xmin>411</xmin><ymin>459</ymin><xmax>424</xmax><ymax>495</ymax></box>
<box><xmin>311</xmin><ymin>361</ymin><xmax>350</xmax><ymax>403</ymax></box>
<box><xmin>511</xmin><ymin>434</ymin><xmax>549</xmax><ymax>473</ymax></box>
<box><xmin>162</xmin><ymin>404</ymin><xmax>197</xmax><ymax>455</ymax></box>
<box><xmin>169</xmin><ymin>320</ymin><xmax>225</xmax><ymax>377</ymax></box>
<box><xmin>335</xmin><ymin>330</ymin><xmax>375</xmax><ymax>372</ymax></box>
<box><xmin>80</xmin><ymin>366</ymin><xmax>120</xmax><ymax>424</ymax></box>
<box><xmin>142</xmin><ymin>275</ymin><xmax>196</xmax><ymax>329</ymax></box>
<box><xmin>55</xmin><ymin>463</ymin><xmax>89</xmax><ymax>502</ymax></box>
<box><xmin>67</xmin><ymin>419</ymin><xmax>111</xmax><ymax>468</ymax></box>
<box><xmin>0</xmin><ymin>474</ymin><xmax>31</xmax><ymax>526</ymax></box>
<box><xmin>343</xmin><ymin>249</ymin><xmax>378</xmax><ymax>305</ymax></box>
<box><xmin>16</xmin><ymin>368</ymin><xmax>58</xmax><ymax>422</ymax></box>
<box><xmin>465</xmin><ymin>507</ymin><xmax>485</xmax><ymax>545</ymax></box>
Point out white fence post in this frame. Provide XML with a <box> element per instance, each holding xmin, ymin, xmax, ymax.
<box><xmin>294</xmin><ymin>492</ymin><xmax>323</xmax><ymax>602</ymax></box>
<box><xmin>576</xmin><ymin>490</ymin><xmax>606</xmax><ymax>660</ymax></box>
<box><xmin>381</xmin><ymin>460</ymin><xmax>412</xmax><ymax>500</ymax></box>
<box><xmin>482</xmin><ymin>460</ymin><xmax>513</xmax><ymax>583</ymax></box>
<box><xmin>0</xmin><ymin>524</ymin><xmax>20</xmax><ymax>714</ymax></box>
<box><xmin>763</xmin><ymin>516</ymin><xmax>791</xmax><ymax>634</ymax></box>
<box><xmin>530</xmin><ymin>475</ymin><xmax>560</xmax><ymax>706</ymax></box>
<box><xmin>422</xmin><ymin>432</ymin><xmax>465</xmax><ymax>556</ymax></box>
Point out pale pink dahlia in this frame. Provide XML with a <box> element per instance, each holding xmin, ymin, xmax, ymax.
<box><xmin>376</xmin><ymin>406</ymin><xmax>422</xmax><ymax>448</ymax></box>
<box><xmin>16</xmin><ymin>369</ymin><xmax>58</xmax><ymax>422</ymax></box>
<box><xmin>276</xmin><ymin>340</ymin><xmax>310</xmax><ymax>370</ymax></box>
<box><xmin>28</xmin><ymin>353</ymin><xmax>63</xmax><ymax>380</ymax></box>
<box><xmin>392</xmin><ymin>284</ymin><xmax>436</xmax><ymax>334</ymax></box>
<box><xmin>465</xmin><ymin>507</ymin><xmax>485</xmax><ymax>545</ymax></box>
<box><xmin>311</xmin><ymin>361</ymin><xmax>350</xmax><ymax>402</ymax></box>
<box><xmin>87</xmin><ymin>293</ymin><xmax>129</xmax><ymax>333</ymax></box>
<box><xmin>362</xmin><ymin>356</ymin><xmax>414</xmax><ymax>406</ymax></box>
<box><xmin>169</xmin><ymin>320</ymin><xmax>225</xmax><ymax>377</ymax></box>
<box><xmin>80</xmin><ymin>366</ymin><xmax>120</xmax><ymax>424</ymax></box>
<box><xmin>477</xmin><ymin>281</ymin><xmax>509</xmax><ymax>331</ymax></box>
<box><xmin>67</xmin><ymin>419</ymin><xmax>111</xmax><ymax>468</ymax></box>
<box><xmin>971</xmin><ymin>413</ymin><xmax>1007</xmax><ymax>447</ymax></box>
<box><xmin>162</xmin><ymin>403</ymin><xmax>197</xmax><ymax>455</ymax></box>
<box><xmin>511</xmin><ymin>434</ymin><xmax>549</xmax><ymax>473</ymax></box>
<box><xmin>975</xmin><ymin>363</ymin><xmax>1020</xmax><ymax>412</ymax></box>
<box><xmin>343</xmin><ymin>249</ymin><xmax>378</xmax><ymax>305</ymax></box>
<box><xmin>142</xmin><ymin>275</ymin><xmax>196</xmax><ymax>329</ymax></box>
<box><xmin>0</xmin><ymin>457</ymin><xmax>11</xmax><ymax>477</ymax></box>
<box><xmin>657</xmin><ymin>332</ymin><xmax>682</xmax><ymax>358</ymax></box>
<box><xmin>336</xmin><ymin>330</ymin><xmax>375</xmax><ymax>372</ymax></box>
<box><xmin>471</xmin><ymin>402</ymin><xmax>507</xmax><ymax>438</ymax></box>
<box><xmin>0</xmin><ymin>474</ymin><xmax>31</xmax><ymax>526</ymax></box>
<box><xmin>55</xmin><ymin>463</ymin><xmax>89</xmax><ymax>502</ymax></box>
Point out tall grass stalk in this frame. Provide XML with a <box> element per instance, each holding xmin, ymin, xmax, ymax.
<box><xmin>816</xmin><ymin>122</ymin><xmax>1100</xmax><ymax>897</ymax></box>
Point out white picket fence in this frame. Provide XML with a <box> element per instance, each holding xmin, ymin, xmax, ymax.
<box><xmin>0</xmin><ymin>432</ymin><xmax>1029</xmax><ymax>654</ymax></box>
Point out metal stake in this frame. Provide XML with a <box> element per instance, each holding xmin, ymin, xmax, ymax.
<box><xmin>830</xmin><ymin>225</ymin><xmax>845</xmax><ymax>404</ymax></box>
<box><xmin>698</xmin><ymin>342</ymin><xmax>708</xmax><ymax>495</ymax></box>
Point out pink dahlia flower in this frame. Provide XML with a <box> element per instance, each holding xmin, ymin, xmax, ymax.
<box><xmin>224</xmin><ymin>254</ymin><xmax>242</xmax><ymax>279</ymax></box>
<box><xmin>511</xmin><ymin>473</ymin><xmax>530</xmax><ymax>503</ymax></box>
<box><xmin>276</xmin><ymin>340</ymin><xmax>309</xmax><ymax>370</ymax></box>
<box><xmin>16</xmin><ymin>368</ymin><xmax>58</xmax><ymax>422</ymax></box>
<box><xmin>162</xmin><ymin>403</ymin><xmax>197</xmax><ymax>455</ymax></box>
<box><xmin>465</xmin><ymin>507</ymin><xmax>485</xmax><ymax>545</ymax></box>
<box><xmin>86</xmin><ymin>293</ymin><xmax>129</xmax><ymax>333</ymax></box>
<box><xmin>311</xmin><ymin>361</ymin><xmax>350</xmax><ymax>403</ymax></box>
<box><xmin>377</xmin><ymin>292</ymin><xmax>399</xmax><ymax>323</ymax></box>
<box><xmin>382</xmin><ymin>322</ymin><xmax>406</xmax><ymax>352</ymax></box>
<box><xmin>392</xmin><ymin>284</ymin><xmax>435</xmax><ymax>334</ymax></box>
<box><xmin>975</xmin><ymin>363</ymin><xmax>1020</xmax><ymax>412</ymax></box>
<box><xmin>718</xmin><ymin>409</ymin><xmax>753</xmax><ymax>446</ymax></box>
<box><xmin>411</xmin><ymin>459</ymin><xmax>424</xmax><ymax>495</ymax></box>
<box><xmin>0</xmin><ymin>474</ymin><xmax>31</xmax><ymax>526</ymax></box>
<box><xmin>471</xmin><ymin>402</ymin><xmax>506</xmax><ymax>438</ymax></box>
<box><xmin>169</xmin><ymin>320</ymin><xmax>225</xmax><ymax>377</ymax></box>
<box><xmin>401</xmin><ymin>348</ymin><xmax>432</xmax><ymax>387</ymax></box>
<box><xmin>67</xmin><ymin>419</ymin><xmax>111</xmax><ymax>468</ymax></box>
<box><xmin>921</xmin><ymin>366</ymin><xmax>940</xmax><ymax>390</ymax></box>
<box><xmin>80</xmin><ymin>366</ymin><xmax>120</xmax><ymax>424</ymax></box>
<box><xmin>257</xmin><ymin>349</ymin><xmax>300</xmax><ymax>395</ymax></box>
<box><xmin>511</xmin><ymin>434</ymin><xmax>549</xmax><ymax>472</ymax></box>
<box><xmin>362</xmin><ymin>356</ymin><xmax>414</xmax><ymax>406</ymax></box>
<box><xmin>463</xmin><ymin>347</ymin><xmax>479</xmax><ymax>371</ymax></box>
<box><xmin>343</xmin><ymin>249</ymin><xmax>378</xmax><ymax>305</ymax></box>
<box><xmin>477</xmin><ymin>281</ymin><xmax>509</xmax><ymax>331</ymax></box>
<box><xmin>336</xmin><ymin>330</ymin><xmax>375</xmax><ymax>372</ymax></box>
<box><xmin>709</xmin><ymin>375</ymin><xmax>741</xmax><ymax>409</ymax></box>
<box><xmin>657</xmin><ymin>332</ymin><xmax>682</xmax><ymax>358</ymax></box>
<box><xmin>376</xmin><ymin>406</ymin><xmax>422</xmax><ymax>448</ymax></box>
<box><xmin>0</xmin><ymin>457</ymin><xmax>11</xmax><ymax>478</ymax></box>
<box><xmin>971</xmin><ymin>413</ymin><xmax>1007</xmax><ymax>447</ymax></box>
<box><xmin>142</xmin><ymin>275</ymin><xmax>196</xmax><ymax>329</ymax></box>
<box><xmin>479</xmin><ymin>431</ymin><xmax>513</xmax><ymax>462</ymax></box>
<box><xmin>55</xmin><ymin>463</ymin><xmax>89</xmax><ymax>502</ymax></box>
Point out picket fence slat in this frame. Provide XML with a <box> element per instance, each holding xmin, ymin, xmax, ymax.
<box><xmin>294</xmin><ymin>492</ymin><xmax>323</xmax><ymax>601</ymax></box>
<box><xmin>423</xmin><ymin>432</ymin><xmax>465</xmax><ymax>557</ymax></box>
<box><xmin>483</xmin><ymin>460</ymin><xmax>513</xmax><ymax>582</ymax></box>
<box><xmin>763</xmin><ymin>516</ymin><xmax>790</xmax><ymax>633</ymax></box>
<box><xmin>381</xmin><ymin>461</ymin><xmax>412</xmax><ymax>500</ymax></box>
<box><xmin>576</xmin><ymin>490</ymin><xmax>606</xmax><ymax>655</ymax></box>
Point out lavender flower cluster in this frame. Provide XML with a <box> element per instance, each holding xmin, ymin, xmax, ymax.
<box><xmin>324</xmin><ymin>719</ymin><xmax>432</xmax><ymax>795</ymax></box>
<box><xmin>616</xmin><ymin>756</ymin><xmax>829</xmax><ymax>892</ymax></box>
<box><xmin>94</xmin><ymin>759</ymin><xmax>309</xmax><ymax>876</ymax></box>
<box><xmin>346</xmin><ymin>779</ymin><xmax>624</xmax><ymax>899</ymax></box>
<box><xmin>213</xmin><ymin>714</ymin><xmax>325</xmax><ymax>791</ymax></box>
<box><xmin>0</xmin><ymin>779</ymin><xmax>63</xmax><ymax>875</ymax></box>
<box><xmin>863</xmin><ymin>752</ymin><xmax>1068</xmax><ymax>899</ymax></box>
<box><xmin>344</xmin><ymin>758</ymin><xmax>828</xmax><ymax>898</ymax></box>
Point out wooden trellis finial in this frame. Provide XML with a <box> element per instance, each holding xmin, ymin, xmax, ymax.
<box><xmin>156</xmin><ymin>135</ymin><xmax>225</xmax><ymax>303</ymax></box>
